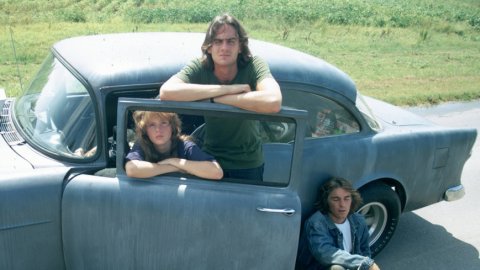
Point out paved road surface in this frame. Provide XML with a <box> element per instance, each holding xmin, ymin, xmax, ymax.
<box><xmin>375</xmin><ymin>101</ymin><xmax>480</xmax><ymax>270</ymax></box>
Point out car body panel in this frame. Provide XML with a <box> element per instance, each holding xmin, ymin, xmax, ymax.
<box><xmin>52</xmin><ymin>32</ymin><xmax>357</xmax><ymax>103</ymax></box>
<box><xmin>62</xmin><ymin>175</ymin><xmax>300</xmax><ymax>270</ymax></box>
<box><xmin>0</xmin><ymin>130</ymin><xmax>32</xmax><ymax>171</ymax></box>
<box><xmin>0</xmin><ymin>168</ymin><xmax>68</xmax><ymax>270</ymax></box>
<box><xmin>364</xmin><ymin>96</ymin><xmax>434</xmax><ymax>126</ymax></box>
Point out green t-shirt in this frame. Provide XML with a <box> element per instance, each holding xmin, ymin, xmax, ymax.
<box><xmin>176</xmin><ymin>56</ymin><xmax>272</xmax><ymax>169</ymax></box>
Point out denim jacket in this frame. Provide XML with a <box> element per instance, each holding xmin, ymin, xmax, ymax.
<box><xmin>296</xmin><ymin>211</ymin><xmax>374</xmax><ymax>270</ymax></box>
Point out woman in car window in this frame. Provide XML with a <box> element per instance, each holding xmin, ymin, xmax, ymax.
<box><xmin>125</xmin><ymin>111</ymin><xmax>223</xmax><ymax>180</ymax></box>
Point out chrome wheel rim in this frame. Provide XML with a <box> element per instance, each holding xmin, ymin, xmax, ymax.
<box><xmin>358</xmin><ymin>202</ymin><xmax>388</xmax><ymax>246</ymax></box>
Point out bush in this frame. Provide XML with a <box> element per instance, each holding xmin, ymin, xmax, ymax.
<box><xmin>5</xmin><ymin>0</ymin><xmax>480</xmax><ymax>31</ymax></box>
<box><xmin>58</xmin><ymin>9</ymin><xmax>87</xmax><ymax>23</ymax></box>
<box><xmin>469</xmin><ymin>16</ymin><xmax>480</xmax><ymax>30</ymax></box>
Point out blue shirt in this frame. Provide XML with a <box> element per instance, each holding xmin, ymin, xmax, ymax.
<box><xmin>126</xmin><ymin>140</ymin><xmax>216</xmax><ymax>162</ymax></box>
<box><xmin>296</xmin><ymin>211</ymin><xmax>374</xmax><ymax>270</ymax></box>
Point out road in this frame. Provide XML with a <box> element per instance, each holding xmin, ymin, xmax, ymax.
<box><xmin>375</xmin><ymin>100</ymin><xmax>480</xmax><ymax>269</ymax></box>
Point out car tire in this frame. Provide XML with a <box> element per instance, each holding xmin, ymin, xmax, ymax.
<box><xmin>357</xmin><ymin>183</ymin><xmax>401</xmax><ymax>257</ymax></box>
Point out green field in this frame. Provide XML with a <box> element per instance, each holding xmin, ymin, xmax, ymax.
<box><xmin>1</xmin><ymin>0</ymin><xmax>479</xmax><ymax>105</ymax></box>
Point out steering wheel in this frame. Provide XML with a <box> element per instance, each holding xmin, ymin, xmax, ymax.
<box><xmin>190</xmin><ymin>123</ymin><xmax>206</xmax><ymax>148</ymax></box>
<box><xmin>260</xmin><ymin>121</ymin><xmax>295</xmax><ymax>143</ymax></box>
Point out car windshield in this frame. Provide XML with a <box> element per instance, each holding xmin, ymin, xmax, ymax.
<box><xmin>14</xmin><ymin>53</ymin><xmax>97</xmax><ymax>159</ymax></box>
<box><xmin>356</xmin><ymin>93</ymin><xmax>382</xmax><ymax>131</ymax></box>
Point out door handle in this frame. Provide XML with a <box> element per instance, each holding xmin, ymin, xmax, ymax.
<box><xmin>256</xmin><ymin>207</ymin><xmax>296</xmax><ymax>216</ymax></box>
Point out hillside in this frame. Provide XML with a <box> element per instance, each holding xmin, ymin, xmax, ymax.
<box><xmin>1</xmin><ymin>0</ymin><xmax>479</xmax><ymax>105</ymax></box>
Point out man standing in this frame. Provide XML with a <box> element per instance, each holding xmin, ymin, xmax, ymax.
<box><xmin>160</xmin><ymin>13</ymin><xmax>282</xmax><ymax>181</ymax></box>
<box><xmin>296</xmin><ymin>177</ymin><xmax>381</xmax><ymax>270</ymax></box>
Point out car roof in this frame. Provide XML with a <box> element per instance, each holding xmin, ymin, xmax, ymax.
<box><xmin>52</xmin><ymin>32</ymin><xmax>357</xmax><ymax>102</ymax></box>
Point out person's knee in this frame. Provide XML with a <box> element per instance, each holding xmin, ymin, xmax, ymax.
<box><xmin>328</xmin><ymin>265</ymin><xmax>346</xmax><ymax>270</ymax></box>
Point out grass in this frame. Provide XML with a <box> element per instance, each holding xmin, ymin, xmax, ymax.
<box><xmin>1</xmin><ymin>0</ymin><xmax>479</xmax><ymax>106</ymax></box>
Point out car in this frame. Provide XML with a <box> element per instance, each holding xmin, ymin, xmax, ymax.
<box><xmin>0</xmin><ymin>32</ymin><xmax>476</xmax><ymax>270</ymax></box>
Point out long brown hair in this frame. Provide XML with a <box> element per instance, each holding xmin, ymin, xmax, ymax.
<box><xmin>201</xmin><ymin>13</ymin><xmax>252</xmax><ymax>70</ymax></box>
<box><xmin>315</xmin><ymin>177</ymin><xmax>363</xmax><ymax>215</ymax></box>
<box><xmin>133</xmin><ymin>111</ymin><xmax>185</xmax><ymax>162</ymax></box>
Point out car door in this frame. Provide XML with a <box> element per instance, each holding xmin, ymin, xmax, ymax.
<box><xmin>0</xmin><ymin>167</ymin><xmax>68</xmax><ymax>270</ymax></box>
<box><xmin>61</xmin><ymin>98</ymin><xmax>307</xmax><ymax>270</ymax></box>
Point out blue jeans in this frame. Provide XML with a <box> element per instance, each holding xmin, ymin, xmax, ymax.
<box><xmin>223</xmin><ymin>164</ymin><xmax>264</xmax><ymax>181</ymax></box>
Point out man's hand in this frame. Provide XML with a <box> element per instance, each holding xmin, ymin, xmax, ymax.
<box><xmin>160</xmin><ymin>76</ymin><xmax>250</xmax><ymax>101</ymax></box>
<box><xmin>160</xmin><ymin>75</ymin><xmax>281</xmax><ymax>113</ymax></box>
<box><xmin>225</xmin><ymin>84</ymin><xmax>251</xmax><ymax>94</ymax></box>
<box><xmin>213</xmin><ymin>77</ymin><xmax>281</xmax><ymax>113</ymax></box>
<box><xmin>369</xmin><ymin>262</ymin><xmax>380</xmax><ymax>270</ymax></box>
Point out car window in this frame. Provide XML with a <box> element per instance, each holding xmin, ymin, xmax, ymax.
<box><xmin>123</xmin><ymin>108</ymin><xmax>296</xmax><ymax>186</ymax></box>
<box><xmin>282</xmin><ymin>89</ymin><xmax>360</xmax><ymax>137</ymax></box>
<box><xmin>14</xmin><ymin>53</ymin><xmax>97</xmax><ymax>159</ymax></box>
<box><xmin>356</xmin><ymin>93</ymin><xmax>382</xmax><ymax>132</ymax></box>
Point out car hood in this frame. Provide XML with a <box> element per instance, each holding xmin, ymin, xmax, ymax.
<box><xmin>365</xmin><ymin>96</ymin><xmax>434</xmax><ymax>127</ymax></box>
<box><xmin>0</xmin><ymin>135</ymin><xmax>32</xmax><ymax>172</ymax></box>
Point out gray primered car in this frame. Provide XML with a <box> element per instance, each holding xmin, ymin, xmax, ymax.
<box><xmin>0</xmin><ymin>32</ymin><xmax>476</xmax><ymax>270</ymax></box>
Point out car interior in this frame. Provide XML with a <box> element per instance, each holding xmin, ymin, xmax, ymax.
<box><xmin>96</xmin><ymin>88</ymin><xmax>296</xmax><ymax>186</ymax></box>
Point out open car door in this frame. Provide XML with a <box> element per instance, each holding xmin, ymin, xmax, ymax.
<box><xmin>62</xmin><ymin>98</ymin><xmax>307</xmax><ymax>270</ymax></box>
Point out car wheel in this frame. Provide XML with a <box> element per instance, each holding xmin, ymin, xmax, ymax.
<box><xmin>357</xmin><ymin>183</ymin><xmax>401</xmax><ymax>257</ymax></box>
